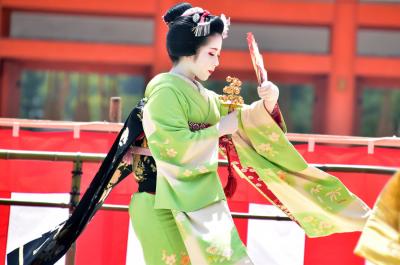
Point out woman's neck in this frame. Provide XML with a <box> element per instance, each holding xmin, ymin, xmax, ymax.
<box><xmin>170</xmin><ymin>64</ymin><xmax>196</xmax><ymax>82</ymax></box>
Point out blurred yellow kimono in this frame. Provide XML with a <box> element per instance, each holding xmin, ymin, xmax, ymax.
<box><xmin>355</xmin><ymin>170</ymin><xmax>400</xmax><ymax>265</ymax></box>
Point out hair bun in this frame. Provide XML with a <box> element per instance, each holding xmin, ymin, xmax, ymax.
<box><xmin>163</xmin><ymin>2</ymin><xmax>193</xmax><ymax>24</ymax></box>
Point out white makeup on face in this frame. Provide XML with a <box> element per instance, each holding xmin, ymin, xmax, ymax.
<box><xmin>170</xmin><ymin>34</ymin><xmax>223</xmax><ymax>82</ymax></box>
<box><xmin>191</xmin><ymin>34</ymin><xmax>223</xmax><ymax>81</ymax></box>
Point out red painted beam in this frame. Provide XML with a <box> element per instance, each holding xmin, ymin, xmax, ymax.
<box><xmin>0</xmin><ymin>39</ymin><xmax>153</xmax><ymax>65</ymax></box>
<box><xmin>2</xmin><ymin>0</ymin><xmax>156</xmax><ymax>16</ymax></box>
<box><xmin>4</xmin><ymin>0</ymin><xmax>336</xmax><ymax>25</ymax></box>
<box><xmin>190</xmin><ymin>0</ymin><xmax>335</xmax><ymax>25</ymax></box>
<box><xmin>0</xmin><ymin>39</ymin><xmax>331</xmax><ymax>75</ymax></box>
<box><xmin>358</xmin><ymin>3</ymin><xmax>400</xmax><ymax>29</ymax></box>
<box><xmin>356</xmin><ymin>57</ymin><xmax>400</xmax><ymax>78</ymax></box>
<box><xmin>358</xmin><ymin>76</ymin><xmax>400</xmax><ymax>89</ymax></box>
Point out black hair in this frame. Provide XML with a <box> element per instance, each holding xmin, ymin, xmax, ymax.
<box><xmin>163</xmin><ymin>2</ymin><xmax>225</xmax><ymax>63</ymax></box>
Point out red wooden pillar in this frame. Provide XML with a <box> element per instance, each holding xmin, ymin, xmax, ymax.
<box><xmin>0</xmin><ymin>3</ymin><xmax>11</xmax><ymax>117</ymax></box>
<box><xmin>0</xmin><ymin>2</ymin><xmax>15</xmax><ymax>118</ymax></box>
<box><xmin>151</xmin><ymin>0</ymin><xmax>175</xmax><ymax>77</ymax></box>
<box><xmin>313</xmin><ymin>76</ymin><xmax>328</xmax><ymax>134</ymax></box>
<box><xmin>325</xmin><ymin>0</ymin><xmax>357</xmax><ymax>135</ymax></box>
<box><xmin>0</xmin><ymin>1</ymin><xmax>10</xmax><ymax>37</ymax></box>
<box><xmin>0</xmin><ymin>61</ymin><xmax>21</xmax><ymax>117</ymax></box>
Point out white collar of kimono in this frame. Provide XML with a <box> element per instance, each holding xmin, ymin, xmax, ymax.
<box><xmin>168</xmin><ymin>72</ymin><xmax>209</xmax><ymax>100</ymax></box>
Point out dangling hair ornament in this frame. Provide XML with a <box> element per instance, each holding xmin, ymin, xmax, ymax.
<box><xmin>193</xmin><ymin>10</ymin><xmax>211</xmax><ymax>37</ymax></box>
<box><xmin>180</xmin><ymin>7</ymin><xmax>211</xmax><ymax>37</ymax></box>
<box><xmin>220</xmin><ymin>14</ymin><xmax>230</xmax><ymax>39</ymax></box>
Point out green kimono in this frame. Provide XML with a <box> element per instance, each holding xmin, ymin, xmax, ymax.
<box><xmin>129</xmin><ymin>72</ymin><xmax>370</xmax><ymax>264</ymax></box>
<box><xmin>131</xmin><ymin>72</ymin><xmax>252</xmax><ymax>265</ymax></box>
<box><xmin>142</xmin><ymin>72</ymin><xmax>227</xmax><ymax>212</ymax></box>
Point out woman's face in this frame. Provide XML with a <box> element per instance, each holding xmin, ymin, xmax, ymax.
<box><xmin>190</xmin><ymin>34</ymin><xmax>223</xmax><ymax>81</ymax></box>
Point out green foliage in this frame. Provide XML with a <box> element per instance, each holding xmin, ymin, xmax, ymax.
<box><xmin>19</xmin><ymin>70</ymin><xmax>145</xmax><ymax>122</ymax></box>
<box><xmin>360</xmin><ymin>88</ymin><xmax>400</xmax><ymax>137</ymax></box>
<box><xmin>279</xmin><ymin>84</ymin><xmax>314</xmax><ymax>133</ymax></box>
<box><xmin>20</xmin><ymin>71</ymin><xmax>46</xmax><ymax>118</ymax></box>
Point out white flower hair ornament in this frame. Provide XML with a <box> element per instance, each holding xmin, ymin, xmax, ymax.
<box><xmin>220</xmin><ymin>14</ymin><xmax>230</xmax><ymax>39</ymax></box>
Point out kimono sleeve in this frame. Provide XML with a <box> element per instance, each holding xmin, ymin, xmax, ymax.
<box><xmin>236</xmin><ymin>99</ymin><xmax>307</xmax><ymax>172</ymax></box>
<box><xmin>142</xmin><ymin>85</ymin><xmax>220</xmax><ymax>179</ymax></box>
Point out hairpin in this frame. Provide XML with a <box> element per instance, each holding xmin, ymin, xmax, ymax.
<box><xmin>193</xmin><ymin>10</ymin><xmax>211</xmax><ymax>37</ymax></box>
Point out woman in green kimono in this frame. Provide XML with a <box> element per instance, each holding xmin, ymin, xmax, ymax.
<box><xmin>129</xmin><ymin>3</ymin><xmax>258</xmax><ymax>264</ymax></box>
<box><xmin>129</xmin><ymin>2</ymin><xmax>370</xmax><ymax>265</ymax></box>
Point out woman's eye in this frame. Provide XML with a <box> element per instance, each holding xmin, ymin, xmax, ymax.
<box><xmin>208</xmin><ymin>52</ymin><xmax>215</xmax><ymax>56</ymax></box>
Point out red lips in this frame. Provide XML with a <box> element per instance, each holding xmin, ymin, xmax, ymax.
<box><xmin>208</xmin><ymin>70</ymin><xmax>214</xmax><ymax>74</ymax></box>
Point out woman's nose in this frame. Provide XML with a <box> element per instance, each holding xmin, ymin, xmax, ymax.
<box><xmin>215</xmin><ymin>57</ymin><xmax>220</xmax><ymax>67</ymax></box>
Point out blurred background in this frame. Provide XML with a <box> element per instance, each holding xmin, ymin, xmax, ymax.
<box><xmin>1</xmin><ymin>0</ymin><xmax>399</xmax><ymax>136</ymax></box>
<box><xmin>0</xmin><ymin>1</ymin><xmax>400</xmax><ymax>265</ymax></box>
